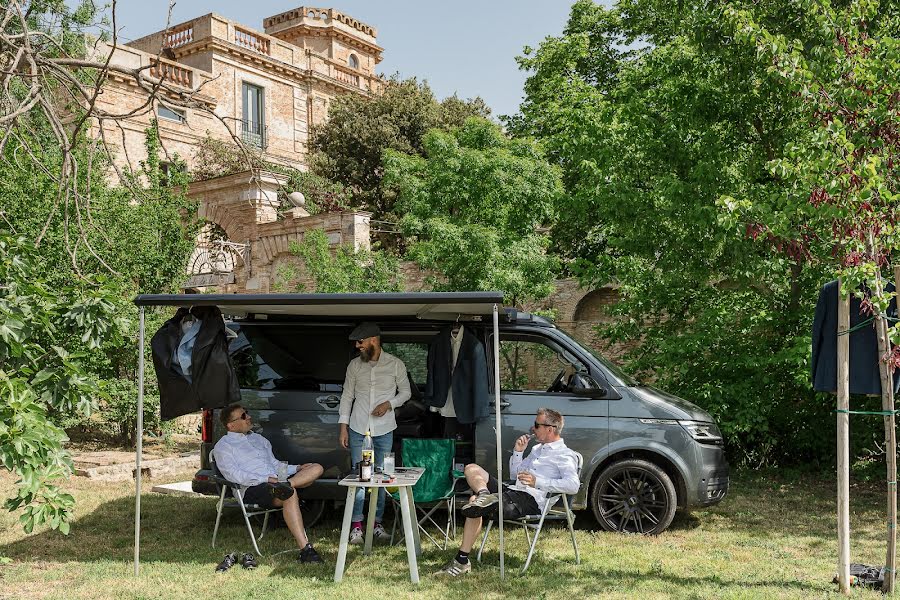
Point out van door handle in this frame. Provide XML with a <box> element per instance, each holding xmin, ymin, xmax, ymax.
<box><xmin>490</xmin><ymin>400</ymin><xmax>510</xmax><ymax>409</ymax></box>
<box><xmin>317</xmin><ymin>395</ymin><xmax>340</xmax><ymax>409</ymax></box>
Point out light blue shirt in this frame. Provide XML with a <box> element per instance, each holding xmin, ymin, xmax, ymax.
<box><xmin>510</xmin><ymin>438</ymin><xmax>580</xmax><ymax>510</ymax></box>
<box><xmin>213</xmin><ymin>431</ymin><xmax>296</xmax><ymax>487</ymax></box>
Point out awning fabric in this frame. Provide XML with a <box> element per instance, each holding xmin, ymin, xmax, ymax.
<box><xmin>133</xmin><ymin>291</ymin><xmax>506</xmax><ymax>319</ymax></box>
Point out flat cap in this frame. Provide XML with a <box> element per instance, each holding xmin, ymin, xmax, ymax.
<box><xmin>349</xmin><ymin>322</ymin><xmax>381</xmax><ymax>341</ymax></box>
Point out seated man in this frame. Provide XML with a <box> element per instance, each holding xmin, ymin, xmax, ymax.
<box><xmin>213</xmin><ymin>403</ymin><xmax>325</xmax><ymax>564</ymax></box>
<box><xmin>435</xmin><ymin>407</ymin><xmax>580</xmax><ymax>577</ymax></box>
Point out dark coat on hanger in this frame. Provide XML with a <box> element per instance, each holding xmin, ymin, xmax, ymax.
<box><xmin>426</xmin><ymin>325</ymin><xmax>489</xmax><ymax>425</ymax></box>
<box><xmin>811</xmin><ymin>280</ymin><xmax>900</xmax><ymax>395</ymax></box>
<box><xmin>151</xmin><ymin>306</ymin><xmax>240</xmax><ymax>420</ymax></box>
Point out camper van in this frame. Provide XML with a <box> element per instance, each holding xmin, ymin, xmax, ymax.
<box><xmin>189</xmin><ymin>293</ymin><xmax>729</xmax><ymax>535</ymax></box>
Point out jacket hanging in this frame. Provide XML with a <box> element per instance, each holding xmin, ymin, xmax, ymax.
<box><xmin>811</xmin><ymin>280</ymin><xmax>900</xmax><ymax>395</ymax></box>
<box><xmin>151</xmin><ymin>306</ymin><xmax>241</xmax><ymax>420</ymax></box>
<box><xmin>425</xmin><ymin>324</ymin><xmax>489</xmax><ymax>424</ymax></box>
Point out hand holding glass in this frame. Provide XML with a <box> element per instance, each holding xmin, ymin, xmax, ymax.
<box><xmin>277</xmin><ymin>461</ymin><xmax>289</xmax><ymax>482</ymax></box>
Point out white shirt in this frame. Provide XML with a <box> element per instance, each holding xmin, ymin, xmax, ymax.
<box><xmin>510</xmin><ymin>438</ymin><xmax>580</xmax><ymax>511</ymax></box>
<box><xmin>212</xmin><ymin>431</ymin><xmax>296</xmax><ymax>487</ymax></box>
<box><xmin>438</xmin><ymin>327</ymin><xmax>465</xmax><ymax>418</ymax></box>
<box><xmin>338</xmin><ymin>350</ymin><xmax>411</xmax><ymax>436</ymax></box>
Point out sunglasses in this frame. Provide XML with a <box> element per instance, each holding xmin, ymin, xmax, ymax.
<box><xmin>534</xmin><ymin>421</ymin><xmax>556</xmax><ymax>429</ymax></box>
<box><xmin>229</xmin><ymin>411</ymin><xmax>249</xmax><ymax>423</ymax></box>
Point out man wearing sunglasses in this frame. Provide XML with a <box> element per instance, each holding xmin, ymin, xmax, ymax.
<box><xmin>435</xmin><ymin>407</ymin><xmax>580</xmax><ymax>577</ymax></box>
<box><xmin>213</xmin><ymin>403</ymin><xmax>325</xmax><ymax>564</ymax></box>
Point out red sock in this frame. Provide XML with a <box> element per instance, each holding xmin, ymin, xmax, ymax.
<box><xmin>352</xmin><ymin>520</ymin><xmax>362</xmax><ymax>530</ymax></box>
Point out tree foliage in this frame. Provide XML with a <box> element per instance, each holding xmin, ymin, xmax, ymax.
<box><xmin>278</xmin><ymin>229</ymin><xmax>404</xmax><ymax>293</ymax></box>
<box><xmin>0</xmin><ymin>233</ymin><xmax>126</xmax><ymax>534</ymax></box>
<box><xmin>511</xmin><ymin>0</ymin><xmax>898</xmax><ymax>465</ymax></box>
<box><xmin>384</xmin><ymin>118</ymin><xmax>562</xmax><ymax>304</ymax></box>
<box><xmin>309</xmin><ymin>76</ymin><xmax>491</xmax><ymax>227</ymax></box>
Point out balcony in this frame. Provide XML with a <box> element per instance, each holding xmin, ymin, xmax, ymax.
<box><xmin>241</xmin><ymin>120</ymin><xmax>267</xmax><ymax>150</ymax></box>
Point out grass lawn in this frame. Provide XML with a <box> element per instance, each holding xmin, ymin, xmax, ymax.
<box><xmin>0</xmin><ymin>467</ymin><xmax>893</xmax><ymax>599</ymax></box>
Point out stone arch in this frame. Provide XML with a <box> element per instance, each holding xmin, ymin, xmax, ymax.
<box><xmin>572</xmin><ymin>287</ymin><xmax>620</xmax><ymax>324</ymax></box>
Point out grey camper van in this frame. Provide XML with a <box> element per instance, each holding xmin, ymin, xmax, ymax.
<box><xmin>180</xmin><ymin>292</ymin><xmax>729</xmax><ymax>535</ymax></box>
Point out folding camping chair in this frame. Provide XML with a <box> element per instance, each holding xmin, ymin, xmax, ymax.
<box><xmin>209</xmin><ymin>450</ymin><xmax>282</xmax><ymax>557</ymax></box>
<box><xmin>477</xmin><ymin>451</ymin><xmax>583</xmax><ymax>574</ymax></box>
<box><xmin>389</xmin><ymin>438</ymin><xmax>467</xmax><ymax>550</ymax></box>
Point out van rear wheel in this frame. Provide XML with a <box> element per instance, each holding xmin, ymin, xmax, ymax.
<box><xmin>590</xmin><ymin>459</ymin><xmax>677</xmax><ymax>535</ymax></box>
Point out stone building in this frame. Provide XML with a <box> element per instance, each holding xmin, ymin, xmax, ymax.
<box><xmin>98</xmin><ymin>7</ymin><xmax>382</xmax><ymax>173</ymax></box>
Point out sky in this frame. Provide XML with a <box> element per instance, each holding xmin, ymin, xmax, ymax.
<box><xmin>108</xmin><ymin>1</ymin><xmax>583</xmax><ymax>119</ymax></box>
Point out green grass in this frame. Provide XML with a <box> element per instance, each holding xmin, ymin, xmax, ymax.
<box><xmin>0</xmin><ymin>468</ymin><xmax>893</xmax><ymax>599</ymax></box>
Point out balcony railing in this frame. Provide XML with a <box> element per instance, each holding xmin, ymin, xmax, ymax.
<box><xmin>241</xmin><ymin>120</ymin><xmax>267</xmax><ymax>150</ymax></box>
<box><xmin>163</xmin><ymin>24</ymin><xmax>193</xmax><ymax>49</ymax></box>
<box><xmin>234</xmin><ymin>27</ymin><xmax>271</xmax><ymax>55</ymax></box>
<box><xmin>149</xmin><ymin>60</ymin><xmax>193</xmax><ymax>87</ymax></box>
<box><xmin>332</xmin><ymin>64</ymin><xmax>360</xmax><ymax>87</ymax></box>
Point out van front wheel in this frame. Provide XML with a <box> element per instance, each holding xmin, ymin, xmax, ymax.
<box><xmin>590</xmin><ymin>459</ymin><xmax>677</xmax><ymax>535</ymax></box>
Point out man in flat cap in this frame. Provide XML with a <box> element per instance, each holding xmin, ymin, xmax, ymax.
<box><xmin>338</xmin><ymin>322</ymin><xmax>411</xmax><ymax>544</ymax></box>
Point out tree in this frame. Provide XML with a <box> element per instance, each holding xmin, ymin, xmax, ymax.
<box><xmin>0</xmin><ymin>233</ymin><xmax>126</xmax><ymax>534</ymax></box>
<box><xmin>309</xmin><ymin>76</ymin><xmax>491</xmax><ymax>229</ymax></box>
<box><xmin>277</xmin><ymin>229</ymin><xmax>404</xmax><ymax>293</ymax></box>
<box><xmin>383</xmin><ymin>118</ymin><xmax>562</xmax><ymax>304</ymax></box>
<box><xmin>512</xmin><ymin>0</ymin><xmax>885</xmax><ymax>466</ymax></box>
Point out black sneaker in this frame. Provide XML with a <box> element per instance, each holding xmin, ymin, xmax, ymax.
<box><xmin>270</xmin><ymin>482</ymin><xmax>294</xmax><ymax>501</ymax></box>
<box><xmin>215</xmin><ymin>552</ymin><xmax>238</xmax><ymax>573</ymax></box>
<box><xmin>239</xmin><ymin>553</ymin><xmax>258</xmax><ymax>570</ymax></box>
<box><xmin>298</xmin><ymin>545</ymin><xmax>323</xmax><ymax>564</ymax></box>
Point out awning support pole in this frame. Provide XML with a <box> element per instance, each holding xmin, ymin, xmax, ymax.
<box><xmin>493</xmin><ymin>303</ymin><xmax>504</xmax><ymax>579</ymax></box>
<box><xmin>134</xmin><ymin>307</ymin><xmax>145</xmax><ymax>577</ymax></box>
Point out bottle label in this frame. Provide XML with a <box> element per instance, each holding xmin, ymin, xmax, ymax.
<box><xmin>360</xmin><ymin>462</ymin><xmax>372</xmax><ymax>481</ymax></box>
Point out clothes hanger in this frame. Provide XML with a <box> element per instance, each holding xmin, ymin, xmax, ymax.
<box><xmin>451</xmin><ymin>314</ymin><xmax>461</xmax><ymax>335</ymax></box>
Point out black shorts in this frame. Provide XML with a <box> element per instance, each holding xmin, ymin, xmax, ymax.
<box><xmin>477</xmin><ymin>475</ymin><xmax>539</xmax><ymax>520</ymax></box>
<box><xmin>241</xmin><ymin>482</ymin><xmax>293</xmax><ymax>509</ymax></box>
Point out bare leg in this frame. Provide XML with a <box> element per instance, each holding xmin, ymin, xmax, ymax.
<box><xmin>464</xmin><ymin>463</ymin><xmax>490</xmax><ymax>494</ymax></box>
<box><xmin>273</xmin><ymin>493</ymin><xmax>308</xmax><ymax>548</ymax></box>
<box><xmin>459</xmin><ymin>515</ymin><xmax>483</xmax><ymax>553</ymax></box>
<box><xmin>289</xmin><ymin>463</ymin><xmax>324</xmax><ymax>489</ymax></box>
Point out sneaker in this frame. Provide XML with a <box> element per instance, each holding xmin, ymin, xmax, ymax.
<box><xmin>349</xmin><ymin>526</ymin><xmax>364</xmax><ymax>545</ymax></box>
<box><xmin>215</xmin><ymin>552</ymin><xmax>237</xmax><ymax>573</ymax></box>
<box><xmin>239</xmin><ymin>553</ymin><xmax>257</xmax><ymax>570</ymax></box>
<box><xmin>298</xmin><ymin>545</ymin><xmax>323</xmax><ymax>564</ymax></box>
<box><xmin>461</xmin><ymin>493</ymin><xmax>499</xmax><ymax>518</ymax></box>
<box><xmin>270</xmin><ymin>482</ymin><xmax>294</xmax><ymax>502</ymax></box>
<box><xmin>373</xmin><ymin>523</ymin><xmax>390</xmax><ymax>541</ymax></box>
<box><xmin>433</xmin><ymin>558</ymin><xmax>471</xmax><ymax>577</ymax></box>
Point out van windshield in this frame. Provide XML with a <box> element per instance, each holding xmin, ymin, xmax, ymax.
<box><xmin>565</xmin><ymin>330</ymin><xmax>638</xmax><ymax>386</ymax></box>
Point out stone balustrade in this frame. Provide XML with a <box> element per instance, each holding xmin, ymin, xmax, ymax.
<box><xmin>149</xmin><ymin>59</ymin><xmax>193</xmax><ymax>87</ymax></box>
<box><xmin>234</xmin><ymin>26</ymin><xmax>271</xmax><ymax>55</ymax></box>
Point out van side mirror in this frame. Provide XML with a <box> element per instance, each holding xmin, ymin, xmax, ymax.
<box><xmin>568</xmin><ymin>373</ymin><xmax>608</xmax><ymax>398</ymax></box>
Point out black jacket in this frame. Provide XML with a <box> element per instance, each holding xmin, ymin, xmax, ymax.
<box><xmin>151</xmin><ymin>306</ymin><xmax>240</xmax><ymax>420</ymax></box>
<box><xmin>811</xmin><ymin>280</ymin><xmax>900</xmax><ymax>395</ymax></box>
<box><xmin>425</xmin><ymin>325</ymin><xmax>489</xmax><ymax>425</ymax></box>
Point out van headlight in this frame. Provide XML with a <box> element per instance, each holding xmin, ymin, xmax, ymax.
<box><xmin>679</xmin><ymin>421</ymin><xmax>724</xmax><ymax>445</ymax></box>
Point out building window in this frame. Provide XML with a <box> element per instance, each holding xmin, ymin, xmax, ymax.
<box><xmin>241</xmin><ymin>82</ymin><xmax>266</xmax><ymax>149</ymax></box>
<box><xmin>348</xmin><ymin>54</ymin><xmax>359</xmax><ymax>70</ymax></box>
<box><xmin>158</xmin><ymin>104</ymin><xmax>185</xmax><ymax>123</ymax></box>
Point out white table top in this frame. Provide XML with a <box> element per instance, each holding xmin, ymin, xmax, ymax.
<box><xmin>338</xmin><ymin>467</ymin><xmax>425</xmax><ymax>488</ymax></box>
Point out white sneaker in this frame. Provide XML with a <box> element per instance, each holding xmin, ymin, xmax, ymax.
<box><xmin>349</xmin><ymin>527</ymin><xmax>363</xmax><ymax>545</ymax></box>
<box><xmin>373</xmin><ymin>523</ymin><xmax>390</xmax><ymax>541</ymax></box>
<box><xmin>434</xmin><ymin>558</ymin><xmax>471</xmax><ymax>577</ymax></box>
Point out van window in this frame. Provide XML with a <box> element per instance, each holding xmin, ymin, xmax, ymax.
<box><xmin>381</xmin><ymin>341</ymin><xmax>428</xmax><ymax>384</ymax></box>
<box><xmin>229</xmin><ymin>323</ymin><xmax>352</xmax><ymax>390</ymax></box>
<box><xmin>498</xmin><ymin>333</ymin><xmax>589</xmax><ymax>392</ymax></box>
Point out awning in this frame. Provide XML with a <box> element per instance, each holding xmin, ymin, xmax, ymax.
<box><xmin>133</xmin><ymin>291</ymin><xmax>506</xmax><ymax>319</ymax></box>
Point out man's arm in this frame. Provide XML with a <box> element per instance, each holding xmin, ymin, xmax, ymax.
<box><xmin>338</xmin><ymin>360</ymin><xmax>357</xmax><ymax>425</ymax></box>
<box><xmin>509</xmin><ymin>450</ymin><xmax>525</xmax><ymax>476</ymax></box>
<box><xmin>534</xmin><ymin>452</ymin><xmax>580</xmax><ymax>495</ymax></box>
<box><xmin>390</xmin><ymin>358</ymin><xmax>411</xmax><ymax>408</ymax></box>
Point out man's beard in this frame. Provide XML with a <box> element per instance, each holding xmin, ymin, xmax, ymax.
<box><xmin>359</xmin><ymin>346</ymin><xmax>372</xmax><ymax>362</ymax></box>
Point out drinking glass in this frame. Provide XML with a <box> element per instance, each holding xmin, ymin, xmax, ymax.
<box><xmin>277</xmin><ymin>461</ymin><xmax>289</xmax><ymax>482</ymax></box>
<box><xmin>383</xmin><ymin>452</ymin><xmax>395</xmax><ymax>476</ymax></box>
